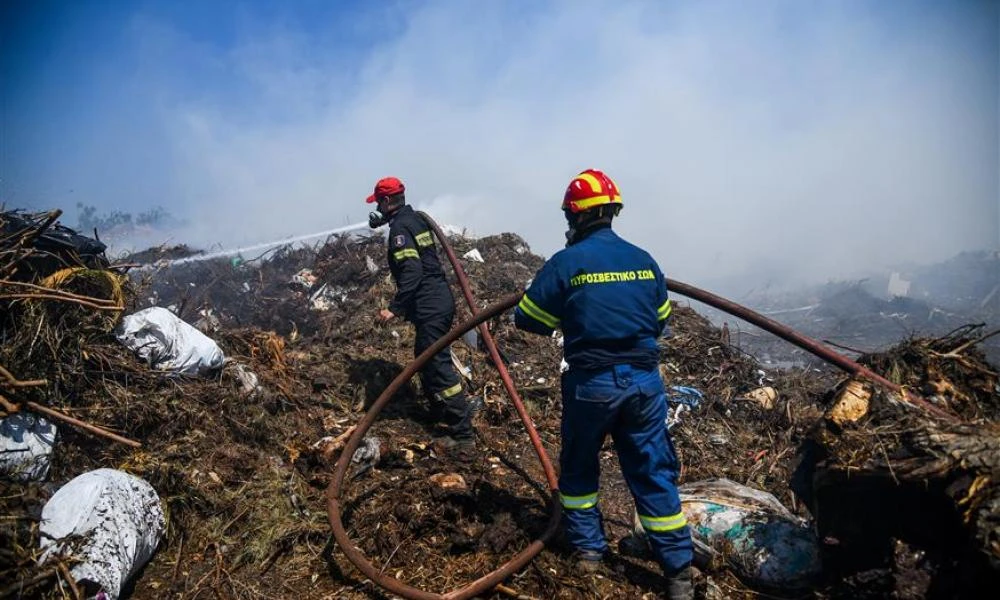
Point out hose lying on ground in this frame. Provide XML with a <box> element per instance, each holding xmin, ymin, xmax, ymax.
<box><xmin>326</xmin><ymin>212</ymin><xmax>561</xmax><ymax>600</ymax></box>
<box><xmin>327</xmin><ymin>226</ymin><xmax>953</xmax><ymax>600</ymax></box>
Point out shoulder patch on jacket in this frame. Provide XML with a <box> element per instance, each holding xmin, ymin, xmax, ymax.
<box><xmin>394</xmin><ymin>234</ymin><xmax>406</xmax><ymax>248</ymax></box>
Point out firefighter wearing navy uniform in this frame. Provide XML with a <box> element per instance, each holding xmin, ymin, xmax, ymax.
<box><xmin>513</xmin><ymin>169</ymin><xmax>694</xmax><ymax>599</ymax></box>
<box><xmin>365</xmin><ymin>177</ymin><xmax>475</xmax><ymax>448</ymax></box>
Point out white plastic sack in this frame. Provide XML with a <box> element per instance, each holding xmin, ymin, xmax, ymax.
<box><xmin>40</xmin><ymin>469</ymin><xmax>165</xmax><ymax>600</ymax></box>
<box><xmin>0</xmin><ymin>412</ymin><xmax>57</xmax><ymax>481</ymax></box>
<box><xmin>116</xmin><ymin>307</ymin><xmax>224</xmax><ymax>375</ymax></box>
<box><xmin>679</xmin><ymin>478</ymin><xmax>820</xmax><ymax>588</ymax></box>
<box><xmin>462</xmin><ymin>248</ymin><xmax>485</xmax><ymax>263</ymax></box>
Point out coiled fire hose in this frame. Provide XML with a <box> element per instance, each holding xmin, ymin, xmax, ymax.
<box><xmin>326</xmin><ymin>213</ymin><xmax>560</xmax><ymax>600</ymax></box>
<box><xmin>327</xmin><ymin>220</ymin><xmax>957</xmax><ymax>600</ymax></box>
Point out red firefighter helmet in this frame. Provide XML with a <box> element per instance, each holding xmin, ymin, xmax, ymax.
<box><xmin>562</xmin><ymin>169</ymin><xmax>622</xmax><ymax>214</ymax></box>
<box><xmin>365</xmin><ymin>176</ymin><xmax>405</xmax><ymax>204</ymax></box>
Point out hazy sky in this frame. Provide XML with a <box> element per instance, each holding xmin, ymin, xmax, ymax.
<box><xmin>2</xmin><ymin>0</ymin><xmax>998</xmax><ymax>292</ymax></box>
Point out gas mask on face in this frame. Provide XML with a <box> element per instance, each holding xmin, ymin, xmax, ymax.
<box><xmin>368</xmin><ymin>210</ymin><xmax>388</xmax><ymax>229</ymax></box>
<box><xmin>564</xmin><ymin>210</ymin><xmax>581</xmax><ymax>246</ymax></box>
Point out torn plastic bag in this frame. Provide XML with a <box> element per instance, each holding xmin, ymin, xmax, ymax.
<box><xmin>115</xmin><ymin>307</ymin><xmax>225</xmax><ymax>376</ymax></box>
<box><xmin>39</xmin><ymin>469</ymin><xmax>165</xmax><ymax>600</ymax></box>
<box><xmin>0</xmin><ymin>412</ymin><xmax>57</xmax><ymax>481</ymax></box>
<box><xmin>625</xmin><ymin>478</ymin><xmax>819</xmax><ymax>589</ymax></box>
<box><xmin>666</xmin><ymin>386</ymin><xmax>703</xmax><ymax>430</ymax></box>
<box><xmin>680</xmin><ymin>478</ymin><xmax>820</xmax><ymax>588</ymax></box>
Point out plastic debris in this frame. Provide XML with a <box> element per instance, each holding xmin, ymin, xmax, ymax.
<box><xmin>116</xmin><ymin>307</ymin><xmax>225</xmax><ymax>376</ymax></box>
<box><xmin>39</xmin><ymin>469</ymin><xmax>165</xmax><ymax>600</ymax></box>
<box><xmin>666</xmin><ymin>386</ymin><xmax>703</xmax><ymax>430</ymax></box>
<box><xmin>227</xmin><ymin>361</ymin><xmax>262</xmax><ymax>398</ymax></box>
<box><xmin>291</xmin><ymin>268</ymin><xmax>318</xmax><ymax>290</ymax></box>
<box><xmin>193</xmin><ymin>307</ymin><xmax>222</xmax><ymax>334</ymax></box>
<box><xmin>451</xmin><ymin>349</ymin><xmax>473</xmax><ymax>381</ymax></box>
<box><xmin>0</xmin><ymin>412</ymin><xmax>57</xmax><ymax>481</ymax></box>
<box><xmin>680</xmin><ymin>478</ymin><xmax>820</xmax><ymax>589</ymax></box>
<box><xmin>462</xmin><ymin>248</ymin><xmax>485</xmax><ymax>263</ymax></box>
<box><xmin>309</xmin><ymin>283</ymin><xmax>349</xmax><ymax>311</ymax></box>
<box><xmin>351</xmin><ymin>436</ymin><xmax>381</xmax><ymax>476</ymax></box>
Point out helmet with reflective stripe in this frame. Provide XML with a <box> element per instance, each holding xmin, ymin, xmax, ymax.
<box><xmin>562</xmin><ymin>169</ymin><xmax>622</xmax><ymax>214</ymax></box>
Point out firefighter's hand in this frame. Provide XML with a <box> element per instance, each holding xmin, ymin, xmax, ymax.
<box><xmin>377</xmin><ymin>309</ymin><xmax>395</xmax><ymax>322</ymax></box>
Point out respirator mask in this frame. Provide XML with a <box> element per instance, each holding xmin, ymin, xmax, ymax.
<box><xmin>368</xmin><ymin>210</ymin><xmax>389</xmax><ymax>229</ymax></box>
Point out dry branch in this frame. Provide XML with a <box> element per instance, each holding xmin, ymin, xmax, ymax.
<box><xmin>24</xmin><ymin>401</ymin><xmax>141</xmax><ymax>448</ymax></box>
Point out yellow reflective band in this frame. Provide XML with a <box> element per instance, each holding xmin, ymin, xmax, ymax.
<box><xmin>572</xmin><ymin>194</ymin><xmax>622</xmax><ymax>211</ymax></box>
<box><xmin>576</xmin><ymin>172</ymin><xmax>605</xmax><ymax>193</ymax></box>
<box><xmin>638</xmin><ymin>512</ymin><xmax>687</xmax><ymax>532</ymax></box>
<box><xmin>393</xmin><ymin>248</ymin><xmax>420</xmax><ymax>261</ymax></box>
<box><xmin>658</xmin><ymin>299</ymin><xmax>672</xmax><ymax>320</ymax></box>
<box><xmin>415</xmin><ymin>231</ymin><xmax>433</xmax><ymax>247</ymax></box>
<box><xmin>560</xmin><ymin>492</ymin><xmax>598</xmax><ymax>510</ymax></box>
<box><xmin>440</xmin><ymin>382</ymin><xmax>463</xmax><ymax>398</ymax></box>
<box><xmin>517</xmin><ymin>294</ymin><xmax>560</xmax><ymax>329</ymax></box>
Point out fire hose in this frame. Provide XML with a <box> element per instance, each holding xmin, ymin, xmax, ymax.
<box><xmin>327</xmin><ymin>221</ymin><xmax>956</xmax><ymax>600</ymax></box>
<box><xmin>326</xmin><ymin>213</ymin><xmax>560</xmax><ymax>600</ymax></box>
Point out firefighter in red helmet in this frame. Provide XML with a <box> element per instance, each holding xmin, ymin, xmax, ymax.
<box><xmin>514</xmin><ymin>169</ymin><xmax>694</xmax><ymax>599</ymax></box>
<box><xmin>365</xmin><ymin>177</ymin><xmax>476</xmax><ymax>450</ymax></box>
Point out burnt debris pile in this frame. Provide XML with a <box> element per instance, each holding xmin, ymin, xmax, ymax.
<box><xmin>1</xmin><ymin>208</ymin><xmax>997</xmax><ymax>599</ymax></box>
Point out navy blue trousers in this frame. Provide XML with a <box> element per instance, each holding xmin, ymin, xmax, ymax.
<box><xmin>559</xmin><ymin>364</ymin><xmax>693</xmax><ymax>574</ymax></box>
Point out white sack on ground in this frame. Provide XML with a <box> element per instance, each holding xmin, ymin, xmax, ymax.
<box><xmin>116</xmin><ymin>306</ymin><xmax>224</xmax><ymax>375</ymax></box>
<box><xmin>0</xmin><ymin>412</ymin><xmax>57</xmax><ymax>481</ymax></box>
<box><xmin>39</xmin><ymin>468</ymin><xmax>165</xmax><ymax>600</ymax></box>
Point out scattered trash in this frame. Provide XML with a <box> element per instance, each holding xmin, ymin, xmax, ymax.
<box><xmin>462</xmin><ymin>248</ymin><xmax>485</xmax><ymax>263</ymax></box>
<box><xmin>0</xmin><ymin>412</ymin><xmax>57</xmax><ymax>482</ymax></box>
<box><xmin>825</xmin><ymin>379</ymin><xmax>871</xmax><ymax>426</ymax></box>
<box><xmin>667</xmin><ymin>386</ymin><xmax>703</xmax><ymax>430</ymax></box>
<box><xmin>743</xmin><ymin>386</ymin><xmax>778</xmax><ymax>410</ymax></box>
<box><xmin>115</xmin><ymin>307</ymin><xmax>225</xmax><ymax>376</ymax></box>
<box><xmin>193</xmin><ymin>307</ymin><xmax>222</xmax><ymax>334</ymax></box>
<box><xmin>461</xmin><ymin>328</ymin><xmax>479</xmax><ymax>350</ymax></box>
<box><xmin>365</xmin><ymin>255</ymin><xmax>379</xmax><ymax>273</ymax></box>
<box><xmin>39</xmin><ymin>469</ymin><xmax>165</xmax><ymax>600</ymax></box>
<box><xmin>309</xmin><ymin>283</ymin><xmax>350</xmax><ymax>311</ymax></box>
<box><xmin>226</xmin><ymin>361</ymin><xmax>262</xmax><ymax>398</ymax></box>
<box><xmin>628</xmin><ymin>478</ymin><xmax>820</xmax><ymax>589</ymax></box>
<box><xmin>451</xmin><ymin>349</ymin><xmax>473</xmax><ymax>381</ymax></box>
<box><xmin>429</xmin><ymin>472</ymin><xmax>467</xmax><ymax>490</ymax></box>
<box><xmin>351</xmin><ymin>436</ymin><xmax>381</xmax><ymax>476</ymax></box>
<box><xmin>679</xmin><ymin>479</ymin><xmax>821</xmax><ymax>588</ymax></box>
<box><xmin>291</xmin><ymin>268</ymin><xmax>318</xmax><ymax>290</ymax></box>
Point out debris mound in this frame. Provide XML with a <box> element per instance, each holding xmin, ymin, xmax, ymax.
<box><xmin>1</xmin><ymin>209</ymin><xmax>997</xmax><ymax>599</ymax></box>
<box><xmin>805</xmin><ymin>328</ymin><xmax>1000</xmax><ymax>597</ymax></box>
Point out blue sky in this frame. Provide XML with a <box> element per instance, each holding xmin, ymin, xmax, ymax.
<box><xmin>1</xmin><ymin>0</ymin><xmax>997</xmax><ymax>290</ymax></box>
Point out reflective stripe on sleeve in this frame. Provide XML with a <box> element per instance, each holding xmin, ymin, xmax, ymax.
<box><xmin>657</xmin><ymin>299</ymin><xmax>672</xmax><ymax>320</ymax></box>
<box><xmin>415</xmin><ymin>231</ymin><xmax>433</xmax><ymax>247</ymax></box>
<box><xmin>439</xmin><ymin>382</ymin><xmax>463</xmax><ymax>398</ymax></box>
<box><xmin>638</xmin><ymin>511</ymin><xmax>687</xmax><ymax>532</ymax></box>
<box><xmin>393</xmin><ymin>248</ymin><xmax>420</xmax><ymax>261</ymax></box>
<box><xmin>517</xmin><ymin>294</ymin><xmax>560</xmax><ymax>329</ymax></box>
<box><xmin>560</xmin><ymin>491</ymin><xmax>598</xmax><ymax>510</ymax></box>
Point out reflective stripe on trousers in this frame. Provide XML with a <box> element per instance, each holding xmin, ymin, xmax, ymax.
<box><xmin>559</xmin><ymin>363</ymin><xmax>693</xmax><ymax>573</ymax></box>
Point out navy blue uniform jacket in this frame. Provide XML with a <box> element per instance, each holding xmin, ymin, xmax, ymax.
<box><xmin>514</xmin><ymin>227</ymin><xmax>671</xmax><ymax>371</ymax></box>
<box><xmin>386</xmin><ymin>205</ymin><xmax>454</xmax><ymax>322</ymax></box>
